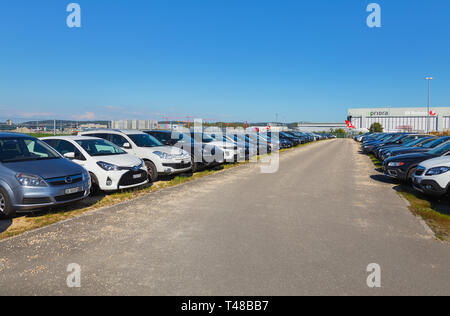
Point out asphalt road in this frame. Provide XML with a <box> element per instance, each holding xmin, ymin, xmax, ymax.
<box><xmin>0</xmin><ymin>139</ymin><xmax>449</xmax><ymax>295</ymax></box>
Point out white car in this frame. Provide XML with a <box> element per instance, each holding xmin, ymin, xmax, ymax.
<box><xmin>412</xmin><ymin>156</ymin><xmax>450</xmax><ymax>197</ymax></box>
<box><xmin>41</xmin><ymin>136</ymin><xmax>148</xmax><ymax>193</ymax></box>
<box><xmin>79</xmin><ymin>130</ymin><xmax>192</xmax><ymax>182</ymax></box>
<box><xmin>192</xmin><ymin>132</ymin><xmax>245</xmax><ymax>162</ymax></box>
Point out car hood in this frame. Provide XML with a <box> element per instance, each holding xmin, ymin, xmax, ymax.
<box><xmin>382</xmin><ymin>145</ymin><xmax>406</xmax><ymax>152</ymax></box>
<box><xmin>209</xmin><ymin>141</ymin><xmax>236</xmax><ymax>149</ymax></box>
<box><xmin>387</xmin><ymin>152</ymin><xmax>433</xmax><ymax>162</ymax></box>
<box><xmin>146</xmin><ymin>146</ymin><xmax>188</xmax><ymax>156</ymax></box>
<box><xmin>419</xmin><ymin>156</ymin><xmax>450</xmax><ymax>169</ymax></box>
<box><xmin>2</xmin><ymin>158</ymin><xmax>84</xmax><ymax>179</ymax></box>
<box><xmin>390</xmin><ymin>147</ymin><xmax>430</xmax><ymax>155</ymax></box>
<box><xmin>92</xmin><ymin>154</ymin><xmax>142</xmax><ymax>167</ymax></box>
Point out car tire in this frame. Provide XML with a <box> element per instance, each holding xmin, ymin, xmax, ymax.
<box><xmin>191</xmin><ymin>156</ymin><xmax>199</xmax><ymax>173</ymax></box>
<box><xmin>89</xmin><ymin>173</ymin><xmax>101</xmax><ymax>196</ymax></box>
<box><xmin>407</xmin><ymin>167</ymin><xmax>417</xmax><ymax>183</ymax></box>
<box><xmin>0</xmin><ymin>187</ymin><xmax>15</xmax><ymax>219</ymax></box>
<box><xmin>145</xmin><ymin>160</ymin><xmax>158</xmax><ymax>182</ymax></box>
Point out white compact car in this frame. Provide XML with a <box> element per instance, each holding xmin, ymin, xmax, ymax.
<box><xmin>41</xmin><ymin>136</ymin><xmax>149</xmax><ymax>193</ymax></box>
<box><xmin>412</xmin><ymin>156</ymin><xmax>450</xmax><ymax>197</ymax></box>
<box><xmin>79</xmin><ymin>130</ymin><xmax>192</xmax><ymax>182</ymax></box>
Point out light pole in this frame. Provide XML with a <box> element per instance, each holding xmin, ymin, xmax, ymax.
<box><xmin>425</xmin><ymin>76</ymin><xmax>433</xmax><ymax>133</ymax></box>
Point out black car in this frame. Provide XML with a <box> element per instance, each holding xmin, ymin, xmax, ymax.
<box><xmin>379</xmin><ymin>137</ymin><xmax>436</xmax><ymax>160</ymax></box>
<box><xmin>284</xmin><ymin>131</ymin><xmax>307</xmax><ymax>144</ymax></box>
<box><xmin>375</xmin><ymin>134</ymin><xmax>430</xmax><ymax>159</ymax></box>
<box><xmin>382</xmin><ymin>136</ymin><xmax>450</xmax><ymax>161</ymax></box>
<box><xmin>262</xmin><ymin>133</ymin><xmax>293</xmax><ymax>149</ymax></box>
<box><xmin>373</xmin><ymin>134</ymin><xmax>429</xmax><ymax>159</ymax></box>
<box><xmin>144</xmin><ymin>130</ymin><xmax>223</xmax><ymax>172</ymax></box>
<box><xmin>362</xmin><ymin>133</ymin><xmax>402</xmax><ymax>154</ymax></box>
<box><xmin>279</xmin><ymin>132</ymin><xmax>302</xmax><ymax>146</ymax></box>
<box><xmin>383</xmin><ymin>140</ymin><xmax>450</xmax><ymax>182</ymax></box>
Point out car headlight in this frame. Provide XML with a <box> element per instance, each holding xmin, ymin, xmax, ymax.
<box><xmin>82</xmin><ymin>170</ymin><xmax>90</xmax><ymax>181</ymax></box>
<box><xmin>97</xmin><ymin>161</ymin><xmax>120</xmax><ymax>171</ymax></box>
<box><xmin>16</xmin><ymin>173</ymin><xmax>48</xmax><ymax>187</ymax></box>
<box><xmin>426</xmin><ymin>167</ymin><xmax>450</xmax><ymax>176</ymax></box>
<box><xmin>388</xmin><ymin>162</ymin><xmax>404</xmax><ymax>167</ymax></box>
<box><xmin>153</xmin><ymin>151</ymin><xmax>173</xmax><ymax>159</ymax></box>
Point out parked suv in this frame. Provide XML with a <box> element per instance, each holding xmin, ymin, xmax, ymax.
<box><xmin>79</xmin><ymin>130</ymin><xmax>191</xmax><ymax>182</ymax></box>
<box><xmin>0</xmin><ymin>133</ymin><xmax>90</xmax><ymax>218</ymax></box>
<box><xmin>143</xmin><ymin>130</ymin><xmax>224</xmax><ymax>172</ymax></box>
<box><xmin>383</xmin><ymin>140</ymin><xmax>450</xmax><ymax>182</ymax></box>
<box><xmin>42</xmin><ymin>136</ymin><xmax>148</xmax><ymax>193</ymax></box>
<box><xmin>191</xmin><ymin>132</ymin><xmax>244</xmax><ymax>163</ymax></box>
<box><xmin>413</xmin><ymin>156</ymin><xmax>450</xmax><ymax>196</ymax></box>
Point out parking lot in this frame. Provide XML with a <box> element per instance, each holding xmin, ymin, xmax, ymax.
<box><xmin>1</xmin><ymin>139</ymin><xmax>449</xmax><ymax>295</ymax></box>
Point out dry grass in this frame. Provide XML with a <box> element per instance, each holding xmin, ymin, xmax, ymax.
<box><xmin>367</xmin><ymin>153</ymin><xmax>450</xmax><ymax>242</ymax></box>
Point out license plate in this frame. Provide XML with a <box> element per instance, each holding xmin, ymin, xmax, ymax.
<box><xmin>133</xmin><ymin>174</ymin><xmax>142</xmax><ymax>179</ymax></box>
<box><xmin>65</xmin><ymin>187</ymin><xmax>81</xmax><ymax>195</ymax></box>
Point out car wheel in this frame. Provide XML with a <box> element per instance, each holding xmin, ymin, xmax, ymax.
<box><xmin>191</xmin><ymin>156</ymin><xmax>199</xmax><ymax>173</ymax></box>
<box><xmin>407</xmin><ymin>167</ymin><xmax>417</xmax><ymax>183</ymax></box>
<box><xmin>89</xmin><ymin>173</ymin><xmax>101</xmax><ymax>196</ymax></box>
<box><xmin>145</xmin><ymin>160</ymin><xmax>158</xmax><ymax>182</ymax></box>
<box><xmin>0</xmin><ymin>188</ymin><xmax>15</xmax><ymax>219</ymax></box>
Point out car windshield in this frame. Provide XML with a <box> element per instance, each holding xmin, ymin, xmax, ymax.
<box><xmin>403</xmin><ymin>138</ymin><xmax>426</xmax><ymax>147</ymax></box>
<box><xmin>387</xmin><ymin>135</ymin><xmax>406</xmax><ymax>143</ymax></box>
<box><xmin>0</xmin><ymin>137</ymin><xmax>60</xmax><ymax>163</ymax></box>
<box><xmin>192</xmin><ymin>133</ymin><xmax>214</xmax><ymax>143</ymax></box>
<box><xmin>280</xmin><ymin>132</ymin><xmax>294</xmax><ymax>138</ymax></box>
<box><xmin>423</xmin><ymin>137</ymin><xmax>450</xmax><ymax>148</ymax></box>
<box><xmin>380</xmin><ymin>134</ymin><xmax>397</xmax><ymax>141</ymax></box>
<box><xmin>76</xmin><ymin>139</ymin><xmax>126</xmax><ymax>156</ymax></box>
<box><xmin>127</xmin><ymin>134</ymin><xmax>163</xmax><ymax>147</ymax></box>
<box><xmin>428</xmin><ymin>141</ymin><xmax>450</xmax><ymax>156</ymax></box>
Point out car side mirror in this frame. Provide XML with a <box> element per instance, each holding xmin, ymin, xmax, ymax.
<box><xmin>64</xmin><ymin>152</ymin><xmax>76</xmax><ymax>159</ymax></box>
<box><xmin>122</xmin><ymin>142</ymin><xmax>132</xmax><ymax>149</ymax></box>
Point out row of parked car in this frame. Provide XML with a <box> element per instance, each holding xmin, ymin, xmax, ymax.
<box><xmin>356</xmin><ymin>132</ymin><xmax>450</xmax><ymax>197</ymax></box>
<box><xmin>0</xmin><ymin>129</ymin><xmax>331</xmax><ymax>218</ymax></box>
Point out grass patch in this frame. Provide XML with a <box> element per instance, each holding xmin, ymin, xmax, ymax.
<box><xmin>368</xmin><ymin>154</ymin><xmax>383</xmax><ymax>168</ymax></box>
<box><xmin>366</xmin><ymin>152</ymin><xmax>450</xmax><ymax>242</ymax></box>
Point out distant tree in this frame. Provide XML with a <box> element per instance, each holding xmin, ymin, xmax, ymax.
<box><xmin>369</xmin><ymin>122</ymin><xmax>384</xmax><ymax>133</ymax></box>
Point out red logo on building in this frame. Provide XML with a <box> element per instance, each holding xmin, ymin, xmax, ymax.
<box><xmin>345</xmin><ymin>120</ymin><xmax>356</xmax><ymax>129</ymax></box>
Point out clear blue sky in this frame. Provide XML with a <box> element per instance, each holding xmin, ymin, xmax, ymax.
<box><xmin>0</xmin><ymin>0</ymin><xmax>449</xmax><ymax>123</ymax></box>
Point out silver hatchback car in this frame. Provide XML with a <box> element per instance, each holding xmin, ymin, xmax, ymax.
<box><xmin>0</xmin><ymin>133</ymin><xmax>91</xmax><ymax>218</ymax></box>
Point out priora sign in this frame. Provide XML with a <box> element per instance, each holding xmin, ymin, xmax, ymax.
<box><xmin>368</xmin><ymin>111</ymin><xmax>389</xmax><ymax>117</ymax></box>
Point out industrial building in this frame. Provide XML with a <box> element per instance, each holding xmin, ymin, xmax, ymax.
<box><xmin>348</xmin><ymin>107</ymin><xmax>450</xmax><ymax>132</ymax></box>
<box><xmin>111</xmin><ymin>120</ymin><xmax>158</xmax><ymax>130</ymax></box>
<box><xmin>296</xmin><ymin>122</ymin><xmax>348</xmax><ymax>133</ymax></box>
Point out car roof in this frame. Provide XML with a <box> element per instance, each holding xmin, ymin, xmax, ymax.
<box><xmin>0</xmin><ymin>132</ymin><xmax>35</xmax><ymax>138</ymax></box>
<box><xmin>82</xmin><ymin>129</ymin><xmax>145</xmax><ymax>135</ymax></box>
<box><xmin>41</xmin><ymin>135</ymin><xmax>100</xmax><ymax>141</ymax></box>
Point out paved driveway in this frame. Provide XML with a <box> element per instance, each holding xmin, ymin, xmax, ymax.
<box><xmin>0</xmin><ymin>139</ymin><xmax>449</xmax><ymax>295</ymax></box>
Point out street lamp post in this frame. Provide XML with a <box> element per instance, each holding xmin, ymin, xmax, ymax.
<box><xmin>425</xmin><ymin>76</ymin><xmax>433</xmax><ymax>133</ymax></box>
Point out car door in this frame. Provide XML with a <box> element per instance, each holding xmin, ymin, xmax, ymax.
<box><xmin>46</xmin><ymin>139</ymin><xmax>86</xmax><ymax>166</ymax></box>
<box><xmin>108</xmin><ymin>133</ymin><xmax>139</xmax><ymax>157</ymax></box>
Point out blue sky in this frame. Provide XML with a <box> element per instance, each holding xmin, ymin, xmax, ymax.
<box><xmin>0</xmin><ymin>0</ymin><xmax>449</xmax><ymax>123</ymax></box>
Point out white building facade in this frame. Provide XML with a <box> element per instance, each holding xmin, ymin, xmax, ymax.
<box><xmin>348</xmin><ymin>107</ymin><xmax>450</xmax><ymax>132</ymax></box>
